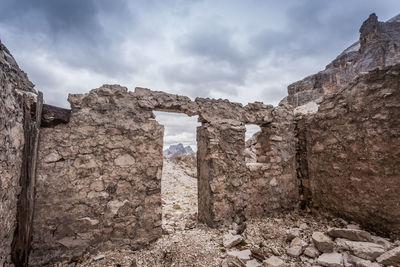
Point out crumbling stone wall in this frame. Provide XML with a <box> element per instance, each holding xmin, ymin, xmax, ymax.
<box><xmin>245</xmin><ymin>104</ymin><xmax>298</xmax><ymax>219</ymax></box>
<box><xmin>300</xmin><ymin>64</ymin><xmax>400</xmax><ymax>238</ymax></box>
<box><xmin>30</xmin><ymin>86</ymin><xmax>163</xmax><ymax>265</ymax></box>
<box><xmin>30</xmin><ymin>86</ymin><xmax>299</xmax><ymax>263</ymax></box>
<box><xmin>0</xmin><ymin>40</ymin><xmax>37</xmax><ymax>266</ymax></box>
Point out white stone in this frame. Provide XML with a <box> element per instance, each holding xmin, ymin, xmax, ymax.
<box><xmin>286</xmin><ymin>246</ymin><xmax>303</xmax><ymax>257</ymax></box>
<box><xmin>312</xmin><ymin>232</ymin><xmax>334</xmax><ymax>253</ymax></box>
<box><xmin>317</xmin><ymin>253</ymin><xmax>343</xmax><ymax>267</ymax></box>
<box><xmin>304</xmin><ymin>245</ymin><xmax>320</xmax><ymax>258</ymax></box>
<box><xmin>263</xmin><ymin>256</ymin><xmax>287</xmax><ymax>267</ymax></box>
<box><xmin>43</xmin><ymin>152</ymin><xmax>62</xmax><ymax>163</ymax></box>
<box><xmin>246</xmin><ymin>259</ymin><xmax>262</xmax><ymax>267</ymax></box>
<box><xmin>286</xmin><ymin>228</ymin><xmax>300</xmax><ymax>241</ymax></box>
<box><xmin>376</xmin><ymin>246</ymin><xmax>400</xmax><ymax>265</ymax></box>
<box><xmin>223</xmin><ymin>233</ymin><xmax>243</xmax><ymax>248</ymax></box>
<box><xmin>114</xmin><ymin>154</ymin><xmax>135</xmax><ymax>167</ymax></box>
<box><xmin>93</xmin><ymin>254</ymin><xmax>105</xmax><ymax>260</ymax></box>
<box><xmin>370</xmin><ymin>235</ymin><xmax>393</xmax><ymax>250</ymax></box>
<box><xmin>107</xmin><ymin>199</ymin><xmax>128</xmax><ymax>215</ymax></box>
<box><xmin>228</xmin><ymin>249</ymin><xmax>251</xmax><ymax>261</ymax></box>
<box><xmin>346</xmin><ymin>254</ymin><xmax>382</xmax><ymax>267</ymax></box>
<box><xmin>336</xmin><ymin>238</ymin><xmax>385</xmax><ymax>260</ymax></box>
<box><xmin>269</xmin><ymin>178</ymin><xmax>278</xmax><ymax>187</ymax></box>
<box><xmin>290</xmin><ymin>237</ymin><xmax>307</xmax><ymax>248</ymax></box>
<box><xmin>327</xmin><ymin>227</ymin><xmax>372</xmax><ymax>242</ymax></box>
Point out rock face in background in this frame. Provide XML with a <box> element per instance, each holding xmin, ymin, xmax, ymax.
<box><xmin>287</xmin><ymin>13</ymin><xmax>400</xmax><ymax>107</ymax></box>
<box><xmin>298</xmin><ymin>64</ymin><xmax>400</xmax><ymax>238</ymax></box>
<box><xmin>0</xmin><ymin>40</ymin><xmax>37</xmax><ymax>266</ymax></box>
<box><xmin>163</xmin><ymin>143</ymin><xmax>195</xmax><ymax>157</ymax></box>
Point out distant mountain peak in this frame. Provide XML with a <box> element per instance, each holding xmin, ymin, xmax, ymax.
<box><xmin>163</xmin><ymin>143</ymin><xmax>195</xmax><ymax>157</ymax></box>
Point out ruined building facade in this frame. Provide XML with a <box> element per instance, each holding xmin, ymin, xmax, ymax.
<box><xmin>0</xmin><ymin>14</ymin><xmax>399</xmax><ymax>266</ymax></box>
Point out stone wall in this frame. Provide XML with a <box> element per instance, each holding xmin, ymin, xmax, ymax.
<box><xmin>30</xmin><ymin>86</ymin><xmax>164</xmax><ymax>265</ymax></box>
<box><xmin>29</xmin><ymin>86</ymin><xmax>299</xmax><ymax>263</ymax></box>
<box><xmin>300</xmin><ymin>64</ymin><xmax>400</xmax><ymax>238</ymax></box>
<box><xmin>0</xmin><ymin>40</ymin><xmax>37</xmax><ymax>266</ymax></box>
<box><xmin>245</xmin><ymin>104</ymin><xmax>298</xmax><ymax>219</ymax></box>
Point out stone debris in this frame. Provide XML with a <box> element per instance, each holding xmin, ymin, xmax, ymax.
<box><xmin>92</xmin><ymin>254</ymin><xmax>105</xmax><ymax>261</ymax></box>
<box><xmin>246</xmin><ymin>259</ymin><xmax>262</xmax><ymax>267</ymax></box>
<box><xmin>227</xmin><ymin>249</ymin><xmax>252</xmax><ymax>261</ymax></box>
<box><xmin>376</xmin><ymin>246</ymin><xmax>400</xmax><ymax>265</ymax></box>
<box><xmin>286</xmin><ymin>228</ymin><xmax>300</xmax><ymax>242</ymax></box>
<box><xmin>312</xmin><ymin>231</ymin><xmax>334</xmax><ymax>253</ymax></box>
<box><xmin>335</xmin><ymin>239</ymin><xmax>385</xmax><ymax>260</ymax></box>
<box><xmin>317</xmin><ymin>252</ymin><xmax>343</xmax><ymax>267</ymax></box>
<box><xmin>263</xmin><ymin>256</ymin><xmax>287</xmax><ymax>267</ymax></box>
<box><xmin>303</xmin><ymin>245</ymin><xmax>320</xmax><ymax>258</ymax></box>
<box><xmin>286</xmin><ymin>245</ymin><xmax>303</xmax><ymax>257</ymax></box>
<box><xmin>327</xmin><ymin>227</ymin><xmax>373</xmax><ymax>242</ymax></box>
<box><xmin>345</xmin><ymin>254</ymin><xmax>382</xmax><ymax>267</ymax></box>
<box><xmin>224</xmin><ymin>234</ymin><xmax>244</xmax><ymax>248</ymax></box>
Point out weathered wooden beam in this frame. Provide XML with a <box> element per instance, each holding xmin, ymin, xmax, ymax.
<box><xmin>11</xmin><ymin>92</ymin><xmax>43</xmax><ymax>267</ymax></box>
<box><xmin>41</xmin><ymin>104</ymin><xmax>71</xmax><ymax>127</ymax></box>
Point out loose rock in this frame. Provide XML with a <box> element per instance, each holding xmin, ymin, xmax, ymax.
<box><xmin>376</xmin><ymin>246</ymin><xmax>400</xmax><ymax>265</ymax></box>
<box><xmin>317</xmin><ymin>253</ymin><xmax>343</xmax><ymax>267</ymax></box>
<box><xmin>263</xmin><ymin>256</ymin><xmax>287</xmax><ymax>267</ymax></box>
<box><xmin>312</xmin><ymin>232</ymin><xmax>334</xmax><ymax>253</ymax></box>
<box><xmin>336</xmin><ymin>238</ymin><xmax>385</xmax><ymax>260</ymax></box>
<box><xmin>327</xmin><ymin>228</ymin><xmax>372</xmax><ymax>242</ymax></box>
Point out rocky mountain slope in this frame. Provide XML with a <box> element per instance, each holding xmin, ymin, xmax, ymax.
<box><xmin>163</xmin><ymin>143</ymin><xmax>195</xmax><ymax>157</ymax></box>
<box><xmin>286</xmin><ymin>13</ymin><xmax>400</xmax><ymax>107</ymax></box>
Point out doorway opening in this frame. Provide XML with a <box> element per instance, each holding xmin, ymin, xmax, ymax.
<box><xmin>154</xmin><ymin>111</ymin><xmax>200</xmax><ymax>233</ymax></box>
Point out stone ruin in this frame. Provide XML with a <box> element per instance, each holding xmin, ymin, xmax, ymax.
<box><xmin>0</xmin><ymin>13</ymin><xmax>399</xmax><ymax>266</ymax></box>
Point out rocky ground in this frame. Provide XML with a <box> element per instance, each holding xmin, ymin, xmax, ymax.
<box><xmin>56</xmin><ymin>158</ymin><xmax>400</xmax><ymax>267</ymax></box>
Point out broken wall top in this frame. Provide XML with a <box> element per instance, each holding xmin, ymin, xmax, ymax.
<box><xmin>67</xmin><ymin>85</ymin><xmax>283</xmax><ymax>126</ymax></box>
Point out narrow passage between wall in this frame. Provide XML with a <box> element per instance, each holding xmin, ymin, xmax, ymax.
<box><xmin>153</xmin><ymin>111</ymin><xmax>200</xmax><ymax>233</ymax></box>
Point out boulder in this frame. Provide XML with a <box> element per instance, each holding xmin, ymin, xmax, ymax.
<box><xmin>317</xmin><ymin>253</ymin><xmax>343</xmax><ymax>267</ymax></box>
<box><xmin>312</xmin><ymin>232</ymin><xmax>334</xmax><ymax>253</ymax></box>
<box><xmin>376</xmin><ymin>246</ymin><xmax>400</xmax><ymax>265</ymax></box>
<box><xmin>336</xmin><ymin>238</ymin><xmax>385</xmax><ymax>260</ymax></box>
<box><xmin>327</xmin><ymin>228</ymin><xmax>372</xmax><ymax>242</ymax></box>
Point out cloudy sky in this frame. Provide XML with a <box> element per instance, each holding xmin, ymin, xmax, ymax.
<box><xmin>1</xmin><ymin>0</ymin><xmax>399</xmax><ymax>149</ymax></box>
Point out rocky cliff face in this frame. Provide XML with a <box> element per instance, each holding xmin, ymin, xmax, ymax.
<box><xmin>287</xmin><ymin>13</ymin><xmax>400</xmax><ymax>107</ymax></box>
<box><xmin>163</xmin><ymin>143</ymin><xmax>195</xmax><ymax>157</ymax></box>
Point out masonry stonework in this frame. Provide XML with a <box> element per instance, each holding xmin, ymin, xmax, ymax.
<box><xmin>299</xmin><ymin>64</ymin><xmax>400</xmax><ymax>238</ymax></box>
<box><xmin>31</xmin><ymin>86</ymin><xmax>164</xmax><ymax>265</ymax></box>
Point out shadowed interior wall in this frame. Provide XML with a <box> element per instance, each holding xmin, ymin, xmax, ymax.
<box><xmin>300</xmin><ymin>65</ymin><xmax>400</xmax><ymax>238</ymax></box>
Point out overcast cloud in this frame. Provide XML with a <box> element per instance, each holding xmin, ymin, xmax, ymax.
<box><xmin>1</xmin><ymin>0</ymin><xmax>399</xmax><ymax>148</ymax></box>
